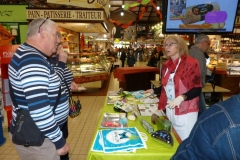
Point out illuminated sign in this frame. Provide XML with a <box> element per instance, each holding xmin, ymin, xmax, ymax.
<box><xmin>26</xmin><ymin>9</ymin><xmax>104</xmax><ymax>21</ymax></box>
<box><xmin>47</xmin><ymin>0</ymin><xmax>109</xmax><ymax>14</ymax></box>
<box><xmin>0</xmin><ymin>5</ymin><xmax>27</xmax><ymax>22</ymax></box>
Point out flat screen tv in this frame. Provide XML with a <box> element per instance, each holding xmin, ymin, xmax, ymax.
<box><xmin>162</xmin><ymin>0</ymin><xmax>240</xmax><ymax>34</ymax></box>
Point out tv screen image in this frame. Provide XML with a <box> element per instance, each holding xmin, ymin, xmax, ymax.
<box><xmin>163</xmin><ymin>0</ymin><xmax>240</xmax><ymax>34</ymax></box>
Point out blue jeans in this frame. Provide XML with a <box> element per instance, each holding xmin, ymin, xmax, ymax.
<box><xmin>171</xmin><ymin>94</ymin><xmax>240</xmax><ymax>160</ymax></box>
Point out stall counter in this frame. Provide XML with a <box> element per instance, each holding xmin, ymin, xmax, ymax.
<box><xmin>113</xmin><ymin>67</ymin><xmax>160</xmax><ymax>91</ymax></box>
<box><xmin>114</xmin><ymin>66</ymin><xmax>160</xmax><ymax>82</ymax></box>
<box><xmin>87</xmin><ymin>97</ymin><xmax>181</xmax><ymax>160</ymax></box>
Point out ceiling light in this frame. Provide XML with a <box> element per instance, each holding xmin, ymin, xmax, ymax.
<box><xmin>121</xmin><ymin>11</ymin><xmax>124</xmax><ymax>16</ymax></box>
<box><xmin>156</xmin><ymin>0</ymin><xmax>160</xmax><ymax>10</ymax></box>
<box><xmin>122</xmin><ymin>5</ymin><xmax>124</xmax><ymax>8</ymax></box>
<box><xmin>109</xmin><ymin>4</ymin><xmax>111</xmax><ymax>8</ymax></box>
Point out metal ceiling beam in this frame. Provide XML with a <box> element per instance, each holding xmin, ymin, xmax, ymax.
<box><xmin>111</xmin><ymin>7</ymin><xmax>122</xmax><ymax>13</ymax></box>
<box><xmin>136</xmin><ymin>4</ymin><xmax>141</xmax><ymax>18</ymax></box>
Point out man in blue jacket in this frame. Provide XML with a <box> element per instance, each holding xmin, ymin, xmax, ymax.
<box><xmin>171</xmin><ymin>94</ymin><xmax>240</xmax><ymax>160</ymax></box>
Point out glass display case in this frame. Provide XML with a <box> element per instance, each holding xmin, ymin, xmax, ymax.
<box><xmin>67</xmin><ymin>52</ymin><xmax>112</xmax><ymax>87</ymax></box>
<box><xmin>228</xmin><ymin>54</ymin><xmax>240</xmax><ymax>75</ymax></box>
<box><xmin>208</xmin><ymin>52</ymin><xmax>240</xmax><ymax>75</ymax></box>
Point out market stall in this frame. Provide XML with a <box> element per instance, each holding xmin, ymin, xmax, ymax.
<box><xmin>87</xmin><ymin>91</ymin><xmax>181</xmax><ymax>160</ymax></box>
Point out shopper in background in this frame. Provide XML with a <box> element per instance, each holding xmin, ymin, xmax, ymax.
<box><xmin>120</xmin><ymin>48</ymin><xmax>127</xmax><ymax>67</ymax></box>
<box><xmin>157</xmin><ymin>44</ymin><xmax>163</xmax><ymax>53</ymax></box>
<box><xmin>147</xmin><ymin>52</ymin><xmax>157</xmax><ymax>67</ymax></box>
<box><xmin>8</xmin><ymin>18</ymin><xmax>70</xmax><ymax>159</ymax></box>
<box><xmin>49</xmin><ymin>34</ymin><xmax>78</xmax><ymax>160</ymax></box>
<box><xmin>114</xmin><ymin>46</ymin><xmax>119</xmax><ymax>56</ymax></box>
<box><xmin>144</xmin><ymin>35</ymin><xmax>202</xmax><ymax>140</ymax></box>
<box><xmin>126</xmin><ymin>49</ymin><xmax>136</xmax><ymax>67</ymax></box>
<box><xmin>171</xmin><ymin>94</ymin><xmax>240</xmax><ymax>160</ymax></box>
<box><xmin>138</xmin><ymin>46</ymin><xmax>143</xmax><ymax>62</ymax></box>
<box><xmin>189</xmin><ymin>34</ymin><xmax>210</xmax><ymax>117</ymax></box>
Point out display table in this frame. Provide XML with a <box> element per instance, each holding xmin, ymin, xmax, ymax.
<box><xmin>87</xmin><ymin>98</ymin><xmax>181</xmax><ymax>160</ymax></box>
<box><xmin>208</xmin><ymin>67</ymin><xmax>228</xmax><ymax>75</ymax></box>
<box><xmin>113</xmin><ymin>67</ymin><xmax>160</xmax><ymax>91</ymax></box>
<box><xmin>208</xmin><ymin>67</ymin><xmax>239</xmax><ymax>96</ymax></box>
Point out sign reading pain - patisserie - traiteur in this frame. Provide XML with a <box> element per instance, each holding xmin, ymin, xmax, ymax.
<box><xmin>26</xmin><ymin>9</ymin><xmax>104</xmax><ymax>21</ymax></box>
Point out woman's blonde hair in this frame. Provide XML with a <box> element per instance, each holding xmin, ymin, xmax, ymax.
<box><xmin>163</xmin><ymin>35</ymin><xmax>188</xmax><ymax>56</ymax></box>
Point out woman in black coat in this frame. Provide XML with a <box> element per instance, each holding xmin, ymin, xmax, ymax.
<box><xmin>147</xmin><ymin>52</ymin><xmax>157</xmax><ymax>67</ymax></box>
<box><xmin>120</xmin><ymin>49</ymin><xmax>127</xmax><ymax>67</ymax></box>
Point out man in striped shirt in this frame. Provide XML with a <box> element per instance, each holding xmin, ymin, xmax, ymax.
<box><xmin>8</xmin><ymin>18</ymin><xmax>69</xmax><ymax>159</ymax></box>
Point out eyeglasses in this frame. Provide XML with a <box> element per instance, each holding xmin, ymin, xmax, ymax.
<box><xmin>164</xmin><ymin>43</ymin><xmax>177</xmax><ymax>47</ymax></box>
<box><xmin>38</xmin><ymin>17</ymin><xmax>49</xmax><ymax>33</ymax></box>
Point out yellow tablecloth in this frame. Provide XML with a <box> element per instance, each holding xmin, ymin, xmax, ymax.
<box><xmin>87</xmin><ymin>98</ymin><xmax>181</xmax><ymax>160</ymax></box>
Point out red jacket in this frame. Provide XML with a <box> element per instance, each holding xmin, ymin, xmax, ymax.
<box><xmin>159</xmin><ymin>54</ymin><xmax>202</xmax><ymax>115</ymax></box>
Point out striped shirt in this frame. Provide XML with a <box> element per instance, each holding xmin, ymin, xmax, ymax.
<box><xmin>48</xmin><ymin>56</ymin><xmax>74</xmax><ymax>97</ymax></box>
<box><xmin>8</xmin><ymin>43</ymin><xmax>69</xmax><ymax>149</ymax></box>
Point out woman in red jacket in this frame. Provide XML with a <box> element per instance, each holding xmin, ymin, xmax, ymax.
<box><xmin>145</xmin><ymin>35</ymin><xmax>202</xmax><ymax>140</ymax></box>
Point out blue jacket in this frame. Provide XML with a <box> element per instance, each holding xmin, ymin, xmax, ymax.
<box><xmin>171</xmin><ymin>94</ymin><xmax>240</xmax><ymax>160</ymax></box>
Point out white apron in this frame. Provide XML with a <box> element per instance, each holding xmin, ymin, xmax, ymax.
<box><xmin>164</xmin><ymin>59</ymin><xmax>197</xmax><ymax>141</ymax></box>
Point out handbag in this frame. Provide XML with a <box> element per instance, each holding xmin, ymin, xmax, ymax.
<box><xmin>69</xmin><ymin>96</ymin><xmax>82</xmax><ymax>118</ymax></box>
<box><xmin>63</xmin><ymin>80</ymin><xmax>82</xmax><ymax>118</ymax></box>
<box><xmin>9</xmin><ymin>83</ymin><xmax>61</xmax><ymax>147</ymax></box>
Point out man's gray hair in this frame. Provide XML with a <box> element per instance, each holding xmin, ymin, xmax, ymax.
<box><xmin>26</xmin><ymin>18</ymin><xmax>56</xmax><ymax>38</ymax></box>
<box><xmin>194</xmin><ymin>34</ymin><xmax>210</xmax><ymax>44</ymax></box>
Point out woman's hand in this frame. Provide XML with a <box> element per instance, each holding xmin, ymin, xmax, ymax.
<box><xmin>143</xmin><ymin>89</ymin><xmax>154</xmax><ymax>94</ymax></box>
<box><xmin>167</xmin><ymin>95</ymin><xmax>184</xmax><ymax>109</ymax></box>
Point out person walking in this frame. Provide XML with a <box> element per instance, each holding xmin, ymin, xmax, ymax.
<box><xmin>147</xmin><ymin>52</ymin><xmax>157</xmax><ymax>67</ymax></box>
<box><xmin>8</xmin><ymin>18</ymin><xmax>70</xmax><ymax>159</ymax></box>
<box><xmin>126</xmin><ymin>50</ymin><xmax>136</xmax><ymax>67</ymax></box>
<box><xmin>120</xmin><ymin>48</ymin><xmax>127</xmax><ymax>67</ymax></box>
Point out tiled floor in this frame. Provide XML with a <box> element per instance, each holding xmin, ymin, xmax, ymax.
<box><xmin>0</xmin><ymin>60</ymin><xmax>231</xmax><ymax>160</ymax></box>
<box><xmin>0</xmin><ymin>86</ymin><xmax>109</xmax><ymax>160</ymax></box>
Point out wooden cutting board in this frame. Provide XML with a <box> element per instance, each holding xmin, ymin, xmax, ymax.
<box><xmin>179</xmin><ymin>24</ymin><xmax>212</xmax><ymax>29</ymax></box>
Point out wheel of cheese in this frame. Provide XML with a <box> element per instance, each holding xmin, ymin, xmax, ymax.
<box><xmin>127</xmin><ymin>114</ymin><xmax>136</xmax><ymax>121</ymax></box>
